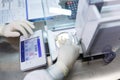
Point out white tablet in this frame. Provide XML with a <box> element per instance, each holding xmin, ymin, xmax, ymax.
<box><xmin>20</xmin><ymin>34</ymin><xmax>47</xmax><ymax>71</ymax></box>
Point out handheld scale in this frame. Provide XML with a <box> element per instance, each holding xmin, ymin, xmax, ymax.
<box><xmin>20</xmin><ymin>30</ymin><xmax>47</xmax><ymax>71</ymax></box>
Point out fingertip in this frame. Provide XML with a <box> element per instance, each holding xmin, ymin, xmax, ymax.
<box><xmin>13</xmin><ymin>32</ymin><xmax>20</xmax><ymax>37</ymax></box>
<box><xmin>31</xmin><ymin>24</ymin><xmax>35</xmax><ymax>29</ymax></box>
<box><xmin>28</xmin><ymin>22</ymin><xmax>35</xmax><ymax>29</ymax></box>
<box><xmin>16</xmin><ymin>33</ymin><xmax>20</xmax><ymax>36</ymax></box>
<box><xmin>24</xmin><ymin>20</ymin><xmax>35</xmax><ymax>29</ymax></box>
<box><xmin>28</xmin><ymin>23</ymin><xmax>35</xmax><ymax>29</ymax></box>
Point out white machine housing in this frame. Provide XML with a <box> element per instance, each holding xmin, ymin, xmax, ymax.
<box><xmin>76</xmin><ymin>0</ymin><xmax>120</xmax><ymax>57</ymax></box>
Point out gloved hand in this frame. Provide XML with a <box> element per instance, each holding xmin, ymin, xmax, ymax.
<box><xmin>0</xmin><ymin>20</ymin><xmax>35</xmax><ymax>37</ymax></box>
<box><xmin>48</xmin><ymin>40</ymin><xmax>80</xmax><ymax>80</ymax></box>
<box><xmin>57</xmin><ymin>40</ymin><xmax>80</xmax><ymax>69</ymax></box>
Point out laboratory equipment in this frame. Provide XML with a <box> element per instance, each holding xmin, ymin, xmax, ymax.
<box><xmin>65</xmin><ymin>0</ymin><xmax>79</xmax><ymax>19</ymax></box>
<box><xmin>20</xmin><ymin>30</ymin><xmax>47</xmax><ymax>71</ymax></box>
<box><xmin>88</xmin><ymin>0</ymin><xmax>104</xmax><ymax>12</ymax></box>
<box><xmin>26</xmin><ymin>0</ymin><xmax>62</xmax><ymax>22</ymax></box>
<box><xmin>47</xmin><ymin>0</ymin><xmax>120</xmax><ymax>62</ymax></box>
<box><xmin>75</xmin><ymin>0</ymin><xmax>120</xmax><ymax>58</ymax></box>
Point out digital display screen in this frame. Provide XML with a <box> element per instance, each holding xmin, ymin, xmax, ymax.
<box><xmin>21</xmin><ymin>37</ymin><xmax>42</xmax><ymax>62</ymax></box>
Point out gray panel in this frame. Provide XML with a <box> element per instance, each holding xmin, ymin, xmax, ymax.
<box><xmin>86</xmin><ymin>26</ymin><xmax>120</xmax><ymax>56</ymax></box>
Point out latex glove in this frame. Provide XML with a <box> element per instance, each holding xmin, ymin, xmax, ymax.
<box><xmin>48</xmin><ymin>40</ymin><xmax>80</xmax><ymax>80</ymax></box>
<box><xmin>57</xmin><ymin>40</ymin><xmax>80</xmax><ymax>69</ymax></box>
<box><xmin>0</xmin><ymin>20</ymin><xmax>35</xmax><ymax>37</ymax></box>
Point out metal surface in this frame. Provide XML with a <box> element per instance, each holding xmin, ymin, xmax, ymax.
<box><xmin>0</xmin><ymin>38</ymin><xmax>26</xmax><ymax>80</ymax></box>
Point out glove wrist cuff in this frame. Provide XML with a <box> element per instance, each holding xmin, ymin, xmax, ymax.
<box><xmin>56</xmin><ymin>61</ymin><xmax>69</xmax><ymax>76</ymax></box>
<box><xmin>47</xmin><ymin>61</ymin><xmax>69</xmax><ymax>80</ymax></box>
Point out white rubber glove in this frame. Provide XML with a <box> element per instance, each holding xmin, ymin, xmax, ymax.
<box><xmin>0</xmin><ymin>20</ymin><xmax>35</xmax><ymax>37</ymax></box>
<box><xmin>48</xmin><ymin>40</ymin><xmax>80</xmax><ymax>80</ymax></box>
<box><xmin>24</xmin><ymin>40</ymin><xmax>80</xmax><ymax>80</ymax></box>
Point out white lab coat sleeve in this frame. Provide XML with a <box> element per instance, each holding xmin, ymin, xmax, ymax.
<box><xmin>23</xmin><ymin>69</ymin><xmax>54</xmax><ymax>80</ymax></box>
<box><xmin>24</xmin><ymin>63</ymin><xmax>68</xmax><ymax>80</ymax></box>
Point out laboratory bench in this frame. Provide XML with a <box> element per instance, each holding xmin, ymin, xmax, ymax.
<box><xmin>1</xmin><ymin>39</ymin><xmax>120</xmax><ymax>80</ymax></box>
<box><xmin>0</xmin><ymin>37</ymin><xmax>26</xmax><ymax>80</ymax></box>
